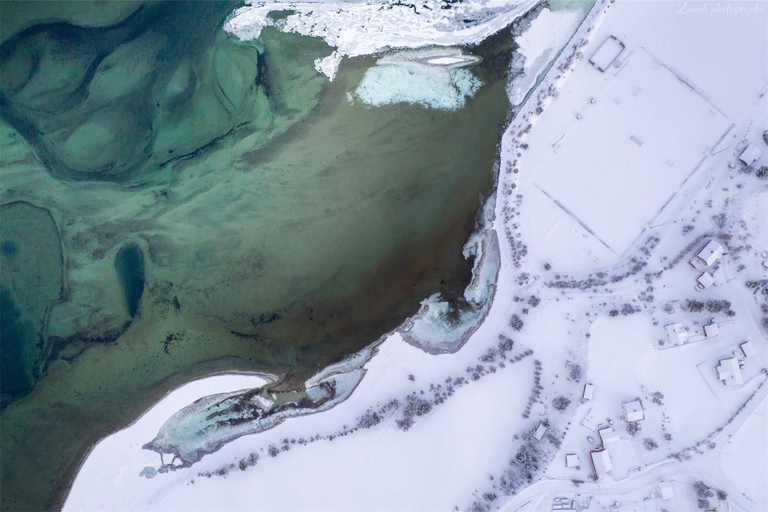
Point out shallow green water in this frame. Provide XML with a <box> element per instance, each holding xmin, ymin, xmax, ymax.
<box><xmin>0</xmin><ymin>202</ymin><xmax>63</xmax><ymax>403</ymax></box>
<box><xmin>0</xmin><ymin>2</ymin><xmax>516</xmax><ymax>510</ymax></box>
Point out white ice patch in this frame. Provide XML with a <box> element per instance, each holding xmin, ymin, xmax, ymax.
<box><xmin>225</xmin><ymin>0</ymin><xmax>539</xmax><ymax>80</ymax></box>
<box><xmin>313</xmin><ymin>51</ymin><xmax>343</xmax><ymax>81</ymax></box>
<box><xmin>353</xmin><ymin>64</ymin><xmax>481</xmax><ymax>110</ymax></box>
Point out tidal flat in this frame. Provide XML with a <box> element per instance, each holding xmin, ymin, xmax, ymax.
<box><xmin>0</xmin><ymin>2</ymin><xmax>516</xmax><ymax>509</ymax></box>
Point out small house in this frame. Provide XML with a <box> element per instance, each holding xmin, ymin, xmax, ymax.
<box><xmin>659</xmin><ymin>482</ymin><xmax>675</xmax><ymax>500</ymax></box>
<box><xmin>703</xmin><ymin>322</ymin><xmax>720</xmax><ymax>338</ymax></box>
<box><xmin>589</xmin><ymin>448</ymin><xmax>613</xmax><ymax>479</ymax></box>
<box><xmin>599</xmin><ymin>426</ymin><xmax>620</xmax><ymax>445</ymax></box>
<box><xmin>738</xmin><ymin>144</ymin><xmax>762</xmax><ymax>166</ymax></box>
<box><xmin>533</xmin><ymin>423</ymin><xmax>547</xmax><ymax>441</ymax></box>
<box><xmin>622</xmin><ymin>399</ymin><xmax>644</xmax><ymax>422</ymax></box>
<box><xmin>740</xmin><ymin>340</ymin><xmax>756</xmax><ymax>358</ymax></box>
<box><xmin>717</xmin><ymin>358</ymin><xmax>744</xmax><ymax>386</ymax></box>
<box><xmin>697</xmin><ymin>272</ymin><xmax>715</xmax><ymax>289</ymax></box>
<box><xmin>664</xmin><ymin>323</ymin><xmax>688</xmax><ymax>346</ymax></box>
<box><xmin>582</xmin><ymin>383</ymin><xmax>595</xmax><ymax>401</ymax></box>
<box><xmin>693</xmin><ymin>240</ymin><xmax>724</xmax><ymax>267</ymax></box>
<box><xmin>565</xmin><ymin>454</ymin><xmax>580</xmax><ymax>468</ymax></box>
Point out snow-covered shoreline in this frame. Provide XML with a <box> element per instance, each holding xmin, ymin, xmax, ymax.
<box><xmin>225</xmin><ymin>0</ymin><xmax>541</xmax><ymax>79</ymax></box>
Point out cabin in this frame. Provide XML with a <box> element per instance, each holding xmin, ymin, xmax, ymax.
<box><xmin>599</xmin><ymin>426</ymin><xmax>620</xmax><ymax>445</ymax></box>
<box><xmin>664</xmin><ymin>323</ymin><xmax>688</xmax><ymax>346</ymax></box>
<box><xmin>533</xmin><ymin>423</ymin><xmax>547</xmax><ymax>441</ymax></box>
<box><xmin>582</xmin><ymin>383</ymin><xmax>595</xmax><ymax>401</ymax></box>
<box><xmin>659</xmin><ymin>482</ymin><xmax>675</xmax><ymax>500</ymax></box>
<box><xmin>738</xmin><ymin>144</ymin><xmax>762</xmax><ymax>166</ymax></box>
<box><xmin>703</xmin><ymin>322</ymin><xmax>719</xmax><ymax>338</ymax></box>
<box><xmin>740</xmin><ymin>340</ymin><xmax>757</xmax><ymax>358</ymax></box>
<box><xmin>589</xmin><ymin>36</ymin><xmax>625</xmax><ymax>72</ymax></box>
<box><xmin>697</xmin><ymin>272</ymin><xmax>715</xmax><ymax>289</ymax></box>
<box><xmin>622</xmin><ymin>399</ymin><xmax>644</xmax><ymax>422</ymax></box>
<box><xmin>565</xmin><ymin>454</ymin><xmax>580</xmax><ymax>468</ymax></box>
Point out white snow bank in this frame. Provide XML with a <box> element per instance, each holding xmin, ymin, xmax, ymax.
<box><xmin>64</xmin><ymin>373</ymin><xmax>271</xmax><ymax>509</ymax></box>
<box><xmin>225</xmin><ymin>0</ymin><xmax>540</xmax><ymax>79</ymax></box>
<box><xmin>507</xmin><ymin>8</ymin><xmax>581</xmax><ymax>105</ymax></box>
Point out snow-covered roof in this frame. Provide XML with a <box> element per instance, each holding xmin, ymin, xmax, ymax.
<box><xmin>533</xmin><ymin>423</ymin><xmax>547</xmax><ymax>441</ymax></box>
<box><xmin>696</xmin><ymin>240</ymin><xmax>724</xmax><ymax>266</ymax></box>
<box><xmin>704</xmin><ymin>322</ymin><xmax>719</xmax><ymax>338</ymax></box>
<box><xmin>659</xmin><ymin>482</ymin><xmax>674</xmax><ymax>500</ymax></box>
<box><xmin>697</xmin><ymin>272</ymin><xmax>715</xmax><ymax>288</ymax></box>
<box><xmin>717</xmin><ymin>358</ymin><xmax>744</xmax><ymax>386</ymax></box>
<box><xmin>622</xmin><ymin>399</ymin><xmax>644</xmax><ymax>422</ymax></box>
<box><xmin>589</xmin><ymin>449</ymin><xmax>612</xmax><ymax>478</ymax></box>
<box><xmin>582</xmin><ymin>383</ymin><xmax>594</xmax><ymax>400</ymax></box>
<box><xmin>588</xmin><ymin>36</ymin><xmax>625</xmax><ymax>72</ymax></box>
<box><xmin>565</xmin><ymin>454</ymin><xmax>580</xmax><ymax>468</ymax></box>
<box><xmin>598</xmin><ymin>426</ymin><xmax>620</xmax><ymax>445</ymax></box>
<box><xmin>738</xmin><ymin>144</ymin><xmax>762</xmax><ymax>166</ymax></box>
<box><xmin>740</xmin><ymin>340</ymin><xmax>757</xmax><ymax>358</ymax></box>
<box><xmin>664</xmin><ymin>323</ymin><xmax>688</xmax><ymax>345</ymax></box>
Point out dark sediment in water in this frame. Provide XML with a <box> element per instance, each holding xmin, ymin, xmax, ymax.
<box><xmin>115</xmin><ymin>243</ymin><xmax>145</xmax><ymax>318</ymax></box>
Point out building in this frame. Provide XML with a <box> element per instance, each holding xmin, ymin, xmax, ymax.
<box><xmin>738</xmin><ymin>144</ymin><xmax>762</xmax><ymax>166</ymax></box>
<box><xmin>599</xmin><ymin>426</ymin><xmax>620</xmax><ymax>445</ymax></box>
<box><xmin>565</xmin><ymin>454</ymin><xmax>580</xmax><ymax>468</ymax></box>
<box><xmin>692</xmin><ymin>240</ymin><xmax>724</xmax><ymax>267</ymax></box>
<box><xmin>533</xmin><ymin>423</ymin><xmax>547</xmax><ymax>441</ymax></box>
<box><xmin>717</xmin><ymin>358</ymin><xmax>744</xmax><ymax>386</ymax></box>
<box><xmin>664</xmin><ymin>323</ymin><xmax>689</xmax><ymax>346</ymax></box>
<box><xmin>589</xmin><ymin>36</ymin><xmax>625</xmax><ymax>72</ymax></box>
<box><xmin>697</xmin><ymin>271</ymin><xmax>715</xmax><ymax>289</ymax></box>
<box><xmin>622</xmin><ymin>399</ymin><xmax>644</xmax><ymax>422</ymax></box>
<box><xmin>704</xmin><ymin>321</ymin><xmax>720</xmax><ymax>338</ymax></box>
<box><xmin>582</xmin><ymin>383</ymin><xmax>595</xmax><ymax>401</ymax></box>
<box><xmin>589</xmin><ymin>448</ymin><xmax>613</xmax><ymax>479</ymax></box>
<box><xmin>740</xmin><ymin>340</ymin><xmax>757</xmax><ymax>358</ymax></box>
<box><xmin>659</xmin><ymin>481</ymin><xmax>675</xmax><ymax>500</ymax></box>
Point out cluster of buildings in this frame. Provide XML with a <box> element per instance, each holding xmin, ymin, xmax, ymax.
<box><xmin>716</xmin><ymin>340</ymin><xmax>757</xmax><ymax>387</ymax></box>
<box><xmin>585</xmin><ymin>399</ymin><xmax>645</xmax><ymax>480</ymax></box>
<box><xmin>662</xmin><ymin>319</ymin><xmax>719</xmax><ymax>349</ymax></box>
<box><xmin>690</xmin><ymin>239</ymin><xmax>724</xmax><ymax>290</ymax></box>
<box><xmin>559</xmin><ymin>397</ymin><xmax>646</xmax><ymax>481</ymax></box>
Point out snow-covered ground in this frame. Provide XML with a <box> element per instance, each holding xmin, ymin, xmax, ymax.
<box><xmin>66</xmin><ymin>0</ymin><xmax>768</xmax><ymax>510</ymax></box>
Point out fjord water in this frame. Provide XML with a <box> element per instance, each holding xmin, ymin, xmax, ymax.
<box><xmin>0</xmin><ymin>2</ymin><xmax>515</xmax><ymax>510</ymax></box>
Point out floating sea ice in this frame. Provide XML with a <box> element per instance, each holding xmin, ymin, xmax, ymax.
<box><xmin>353</xmin><ymin>63</ymin><xmax>482</xmax><ymax>110</ymax></box>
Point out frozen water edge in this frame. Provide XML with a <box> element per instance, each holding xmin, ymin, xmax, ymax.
<box><xmin>401</xmin><ymin>193</ymin><xmax>501</xmax><ymax>353</ymax></box>
<box><xmin>140</xmin><ymin>194</ymin><xmax>501</xmax><ymax>467</ymax></box>
<box><xmin>225</xmin><ymin>0</ymin><xmax>540</xmax><ymax>80</ymax></box>
<box><xmin>143</xmin><ymin>365</ymin><xmax>367</xmax><ymax>468</ymax></box>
